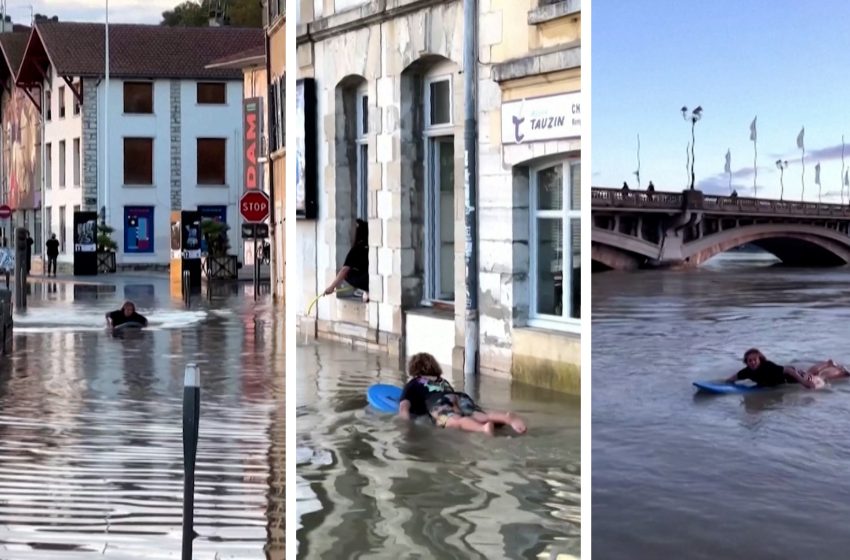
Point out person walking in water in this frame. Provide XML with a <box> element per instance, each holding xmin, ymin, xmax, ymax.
<box><xmin>45</xmin><ymin>234</ymin><xmax>59</xmax><ymax>277</ymax></box>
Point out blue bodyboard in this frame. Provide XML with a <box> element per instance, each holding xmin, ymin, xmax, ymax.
<box><xmin>693</xmin><ymin>380</ymin><xmax>766</xmax><ymax>394</ymax></box>
<box><xmin>367</xmin><ymin>384</ymin><xmax>403</xmax><ymax>413</ymax></box>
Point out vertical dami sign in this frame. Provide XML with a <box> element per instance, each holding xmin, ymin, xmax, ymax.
<box><xmin>243</xmin><ymin>98</ymin><xmax>264</xmax><ymax>191</ymax></box>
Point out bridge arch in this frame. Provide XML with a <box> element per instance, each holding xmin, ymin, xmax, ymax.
<box><xmin>683</xmin><ymin>224</ymin><xmax>850</xmax><ymax>267</ymax></box>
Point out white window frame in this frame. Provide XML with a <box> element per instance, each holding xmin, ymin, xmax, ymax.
<box><xmin>355</xmin><ymin>86</ymin><xmax>368</xmax><ymax>221</ymax></box>
<box><xmin>528</xmin><ymin>159</ymin><xmax>580</xmax><ymax>331</ymax></box>
<box><xmin>59</xmin><ymin>140</ymin><xmax>66</xmax><ymax>188</ymax></box>
<box><xmin>422</xmin><ymin>69</ymin><xmax>455</xmax><ymax>305</ymax></box>
<box><xmin>73</xmin><ymin>138</ymin><xmax>81</xmax><ymax>186</ymax></box>
<box><xmin>45</xmin><ymin>143</ymin><xmax>52</xmax><ymax>189</ymax></box>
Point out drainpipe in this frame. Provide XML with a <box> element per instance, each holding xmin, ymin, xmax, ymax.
<box><xmin>264</xmin><ymin>31</ymin><xmax>278</xmax><ymax>299</ymax></box>
<box><xmin>463</xmin><ymin>0</ymin><xmax>479</xmax><ymax>379</ymax></box>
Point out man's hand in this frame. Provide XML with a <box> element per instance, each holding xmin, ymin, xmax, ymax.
<box><xmin>398</xmin><ymin>400</ymin><xmax>411</xmax><ymax>420</ymax></box>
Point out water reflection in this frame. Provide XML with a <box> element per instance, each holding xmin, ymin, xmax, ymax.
<box><xmin>296</xmin><ymin>341</ymin><xmax>579</xmax><ymax>559</ymax></box>
<box><xmin>0</xmin><ymin>278</ymin><xmax>284</xmax><ymax>558</ymax></box>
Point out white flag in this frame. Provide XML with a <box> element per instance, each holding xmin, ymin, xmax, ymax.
<box><xmin>724</xmin><ymin>150</ymin><xmax>731</xmax><ymax>173</ymax></box>
<box><xmin>815</xmin><ymin>162</ymin><xmax>821</xmax><ymax>185</ymax></box>
<box><xmin>749</xmin><ymin>116</ymin><xmax>757</xmax><ymax>142</ymax></box>
<box><xmin>797</xmin><ymin>127</ymin><xmax>805</xmax><ymax>150</ymax></box>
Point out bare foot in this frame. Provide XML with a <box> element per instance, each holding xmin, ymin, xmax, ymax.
<box><xmin>508</xmin><ymin>414</ymin><xmax>527</xmax><ymax>434</ymax></box>
<box><xmin>481</xmin><ymin>422</ymin><xmax>495</xmax><ymax>436</ymax></box>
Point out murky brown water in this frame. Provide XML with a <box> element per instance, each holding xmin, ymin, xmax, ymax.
<box><xmin>593</xmin><ymin>253</ymin><xmax>850</xmax><ymax>560</ymax></box>
<box><xmin>0</xmin><ymin>277</ymin><xmax>284</xmax><ymax>559</ymax></box>
<box><xmin>295</xmin><ymin>340</ymin><xmax>580</xmax><ymax>560</ymax></box>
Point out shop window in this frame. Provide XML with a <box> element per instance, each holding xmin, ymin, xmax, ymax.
<box><xmin>124</xmin><ymin>82</ymin><xmax>153</xmax><ymax>114</ymax></box>
<box><xmin>124</xmin><ymin>206</ymin><xmax>154</xmax><ymax>253</ymax></box>
<box><xmin>529</xmin><ymin>160</ymin><xmax>580</xmax><ymax>328</ymax></box>
<box><xmin>124</xmin><ymin>138</ymin><xmax>154</xmax><ymax>185</ymax></box>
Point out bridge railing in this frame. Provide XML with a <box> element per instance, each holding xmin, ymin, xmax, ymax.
<box><xmin>592</xmin><ymin>187</ymin><xmax>850</xmax><ymax>217</ymax></box>
<box><xmin>591</xmin><ymin>188</ymin><xmax>683</xmax><ymax>209</ymax></box>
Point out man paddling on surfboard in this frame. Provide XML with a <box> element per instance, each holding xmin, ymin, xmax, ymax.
<box><xmin>725</xmin><ymin>348</ymin><xmax>849</xmax><ymax>389</ymax></box>
<box><xmin>398</xmin><ymin>352</ymin><xmax>527</xmax><ymax>435</ymax></box>
<box><xmin>106</xmin><ymin>300</ymin><xmax>148</xmax><ymax>329</ymax></box>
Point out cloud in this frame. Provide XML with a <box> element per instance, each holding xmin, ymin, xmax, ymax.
<box><xmin>6</xmin><ymin>0</ymin><xmax>176</xmax><ymax>24</ymax></box>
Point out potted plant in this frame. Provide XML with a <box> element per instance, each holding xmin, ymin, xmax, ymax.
<box><xmin>201</xmin><ymin>218</ymin><xmax>237</xmax><ymax>280</ymax></box>
<box><xmin>97</xmin><ymin>222</ymin><xmax>117</xmax><ymax>273</ymax></box>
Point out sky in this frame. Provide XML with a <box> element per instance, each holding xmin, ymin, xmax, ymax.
<box><xmin>592</xmin><ymin>0</ymin><xmax>850</xmax><ymax>202</ymax></box>
<box><xmin>2</xmin><ymin>0</ymin><xmax>177</xmax><ymax>25</ymax></box>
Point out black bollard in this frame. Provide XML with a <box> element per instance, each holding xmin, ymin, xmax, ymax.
<box><xmin>14</xmin><ymin>228</ymin><xmax>26</xmax><ymax>310</ymax></box>
<box><xmin>182</xmin><ymin>363</ymin><xmax>200</xmax><ymax>559</ymax></box>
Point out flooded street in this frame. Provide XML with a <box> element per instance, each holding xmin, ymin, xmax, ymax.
<box><xmin>0</xmin><ymin>276</ymin><xmax>284</xmax><ymax>559</ymax></box>
<box><xmin>593</xmin><ymin>254</ymin><xmax>850</xmax><ymax>559</ymax></box>
<box><xmin>295</xmin><ymin>340</ymin><xmax>580</xmax><ymax>560</ymax></box>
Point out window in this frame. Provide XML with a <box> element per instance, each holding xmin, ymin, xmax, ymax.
<box><xmin>124</xmin><ymin>206</ymin><xmax>154</xmax><ymax>253</ymax></box>
<box><xmin>46</xmin><ymin>143</ymin><xmax>52</xmax><ymax>189</ymax></box>
<box><xmin>45</xmin><ymin>90</ymin><xmax>51</xmax><ymax>121</ymax></box>
<box><xmin>124</xmin><ymin>138</ymin><xmax>154</xmax><ymax>185</ymax></box>
<box><xmin>197</xmin><ymin>138</ymin><xmax>226</xmax><ymax>185</ymax></box>
<box><xmin>59</xmin><ymin>205</ymin><xmax>66</xmax><ymax>253</ymax></box>
<box><xmin>197</xmin><ymin>82</ymin><xmax>226</xmax><ymax>104</ymax></box>
<box><xmin>59</xmin><ymin>140</ymin><xmax>66</xmax><ymax>187</ymax></box>
<box><xmin>58</xmin><ymin>86</ymin><xmax>66</xmax><ymax>118</ymax></box>
<box><xmin>529</xmin><ymin>160</ymin><xmax>580</xmax><ymax>328</ymax></box>
<box><xmin>73</xmin><ymin>138</ymin><xmax>80</xmax><ymax>186</ymax></box>
<box><xmin>423</xmin><ymin>71</ymin><xmax>455</xmax><ymax>303</ymax></box>
<box><xmin>34</xmin><ymin>209</ymin><xmax>41</xmax><ymax>254</ymax></box>
<box><xmin>73</xmin><ymin>81</ymin><xmax>80</xmax><ymax>115</ymax></box>
<box><xmin>123</xmin><ymin>82</ymin><xmax>153</xmax><ymax>114</ymax></box>
<box><xmin>269</xmin><ymin>76</ymin><xmax>284</xmax><ymax>153</ymax></box>
<box><xmin>355</xmin><ymin>88</ymin><xmax>368</xmax><ymax>220</ymax></box>
<box><xmin>45</xmin><ymin>207</ymin><xmax>51</xmax><ymax>238</ymax></box>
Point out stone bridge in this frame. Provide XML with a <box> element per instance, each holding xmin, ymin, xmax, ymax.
<box><xmin>591</xmin><ymin>187</ymin><xmax>850</xmax><ymax>269</ymax></box>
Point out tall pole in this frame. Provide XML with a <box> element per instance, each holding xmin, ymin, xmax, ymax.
<box><xmin>462</xmin><ymin>0</ymin><xmax>479</xmax><ymax>380</ymax></box>
<box><xmin>104</xmin><ymin>0</ymin><xmax>109</xmax><ymax>226</ymax></box>
<box><xmin>40</xmin><ymin>81</ymin><xmax>45</xmax><ymax>276</ymax></box>
<box><xmin>690</xmin><ymin>119</ymin><xmax>696</xmax><ymax>190</ymax></box>
<box><xmin>182</xmin><ymin>363</ymin><xmax>201</xmax><ymax>559</ymax></box>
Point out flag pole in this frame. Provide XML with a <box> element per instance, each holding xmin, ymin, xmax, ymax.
<box><xmin>842</xmin><ymin>135</ymin><xmax>845</xmax><ymax>205</ymax></box>
<box><xmin>750</xmin><ymin>116</ymin><xmax>757</xmax><ymax>197</ymax></box>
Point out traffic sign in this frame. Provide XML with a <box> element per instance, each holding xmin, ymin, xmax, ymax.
<box><xmin>0</xmin><ymin>205</ymin><xmax>11</xmax><ymax>219</ymax></box>
<box><xmin>240</xmin><ymin>191</ymin><xmax>270</xmax><ymax>223</ymax></box>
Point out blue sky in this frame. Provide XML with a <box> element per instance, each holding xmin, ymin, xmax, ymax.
<box><xmin>592</xmin><ymin>0</ymin><xmax>850</xmax><ymax>201</ymax></box>
<box><xmin>4</xmin><ymin>1</ymin><xmax>174</xmax><ymax>24</ymax></box>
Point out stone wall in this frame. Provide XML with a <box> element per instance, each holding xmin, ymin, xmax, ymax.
<box><xmin>81</xmin><ymin>78</ymin><xmax>98</xmax><ymax>210</ymax></box>
<box><xmin>170</xmin><ymin>80</ymin><xmax>181</xmax><ymax>210</ymax></box>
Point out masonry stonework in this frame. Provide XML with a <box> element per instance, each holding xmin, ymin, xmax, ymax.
<box><xmin>170</xmin><ymin>80</ymin><xmax>181</xmax><ymax>210</ymax></box>
<box><xmin>81</xmin><ymin>78</ymin><xmax>98</xmax><ymax>210</ymax></box>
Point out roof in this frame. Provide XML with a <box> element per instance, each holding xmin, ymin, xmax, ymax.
<box><xmin>17</xmin><ymin>22</ymin><xmax>264</xmax><ymax>84</ymax></box>
<box><xmin>0</xmin><ymin>32</ymin><xmax>29</xmax><ymax>83</ymax></box>
<box><xmin>206</xmin><ymin>45</ymin><xmax>266</xmax><ymax>70</ymax></box>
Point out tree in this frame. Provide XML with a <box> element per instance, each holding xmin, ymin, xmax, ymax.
<box><xmin>161</xmin><ymin>0</ymin><xmax>263</xmax><ymax>28</ymax></box>
<box><xmin>161</xmin><ymin>1</ymin><xmax>207</xmax><ymax>27</ymax></box>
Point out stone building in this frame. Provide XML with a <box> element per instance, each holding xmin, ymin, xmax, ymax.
<box><xmin>295</xmin><ymin>0</ymin><xmax>580</xmax><ymax>393</ymax></box>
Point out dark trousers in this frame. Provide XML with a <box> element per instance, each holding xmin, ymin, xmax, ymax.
<box><xmin>47</xmin><ymin>256</ymin><xmax>57</xmax><ymax>275</ymax></box>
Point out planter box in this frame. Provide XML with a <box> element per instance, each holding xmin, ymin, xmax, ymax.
<box><xmin>97</xmin><ymin>252</ymin><xmax>116</xmax><ymax>274</ymax></box>
<box><xmin>202</xmin><ymin>255</ymin><xmax>238</xmax><ymax>280</ymax></box>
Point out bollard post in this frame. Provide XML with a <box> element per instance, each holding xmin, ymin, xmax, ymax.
<box><xmin>182</xmin><ymin>363</ymin><xmax>201</xmax><ymax>560</ymax></box>
<box><xmin>182</xmin><ymin>270</ymin><xmax>190</xmax><ymax>308</ymax></box>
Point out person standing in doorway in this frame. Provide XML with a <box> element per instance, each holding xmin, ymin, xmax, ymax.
<box><xmin>45</xmin><ymin>234</ymin><xmax>59</xmax><ymax>277</ymax></box>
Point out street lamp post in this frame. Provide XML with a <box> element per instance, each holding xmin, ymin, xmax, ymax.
<box><xmin>681</xmin><ymin>105</ymin><xmax>703</xmax><ymax>190</ymax></box>
<box><xmin>776</xmin><ymin>159</ymin><xmax>788</xmax><ymax>201</ymax></box>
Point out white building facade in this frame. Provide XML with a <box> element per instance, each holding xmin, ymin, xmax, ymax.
<box><xmin>17</xmin><ymin>22</ymin><xmax>265</xmax><ymax>269</ymax></box>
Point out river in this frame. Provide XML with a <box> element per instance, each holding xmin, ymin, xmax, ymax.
<box><xmin>295</xmin><ymin>340</ymin><xmax>580</xmax><ymax>559</ymax></box>
<box><xmin>592</xmin><ymin>252</ymin><xmax>850</xmax><ymax>559</ymax></box>
<box><xmin>0</xmin><ymin>276</ymin><xmax>284</xmax><ymax>559</ymax></box>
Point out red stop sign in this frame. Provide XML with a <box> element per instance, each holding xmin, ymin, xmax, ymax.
<box><xmin>0</xmin><ymin>205</ymin><xmax>10</xmax><ymax>219</ymax></box>
<box><xmin>240</xmin><ymin>191</ymin><xmax>270</xmax><ymax>223</ymax></box>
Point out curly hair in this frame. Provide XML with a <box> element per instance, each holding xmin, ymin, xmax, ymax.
<box><xmin>407</xmin><ymin>352</ymin><xmax>442</xmax><ymax>378</ymax></box>
<box><xmin>742</xmin><ymin>348</ymin><xmax>766</xmax><ymax>364</ymax></box>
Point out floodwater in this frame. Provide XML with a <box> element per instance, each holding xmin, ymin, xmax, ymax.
<box><xmin>593</xmin><ymin>252</ymin><xmax>850</xmax><ymax>559</ymax></box>
<box><xmin>295</xmin><ymin>340</ymin><xmax>580</xmax><ymax>560</ymax></box>
<box><xmin>0</xmin><ymin>277</ymin><xmax>284</xmax><ymax>559</ymax></box>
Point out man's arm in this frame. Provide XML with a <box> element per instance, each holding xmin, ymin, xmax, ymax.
<box><xmin>105</xmin><ymin>312</ymin><xmax>112</xmax><ymax>327</ymax></box>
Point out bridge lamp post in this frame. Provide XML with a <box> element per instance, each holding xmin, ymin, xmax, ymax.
<box><xmin>681</xmin><ymin>105</ymin><xmax>703</xmax><ymax>190</ymax></box>
<box><xmin>776</xmin><ymin>159</ymin><xmax>788</xmax><ymax>201</ymax></box>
